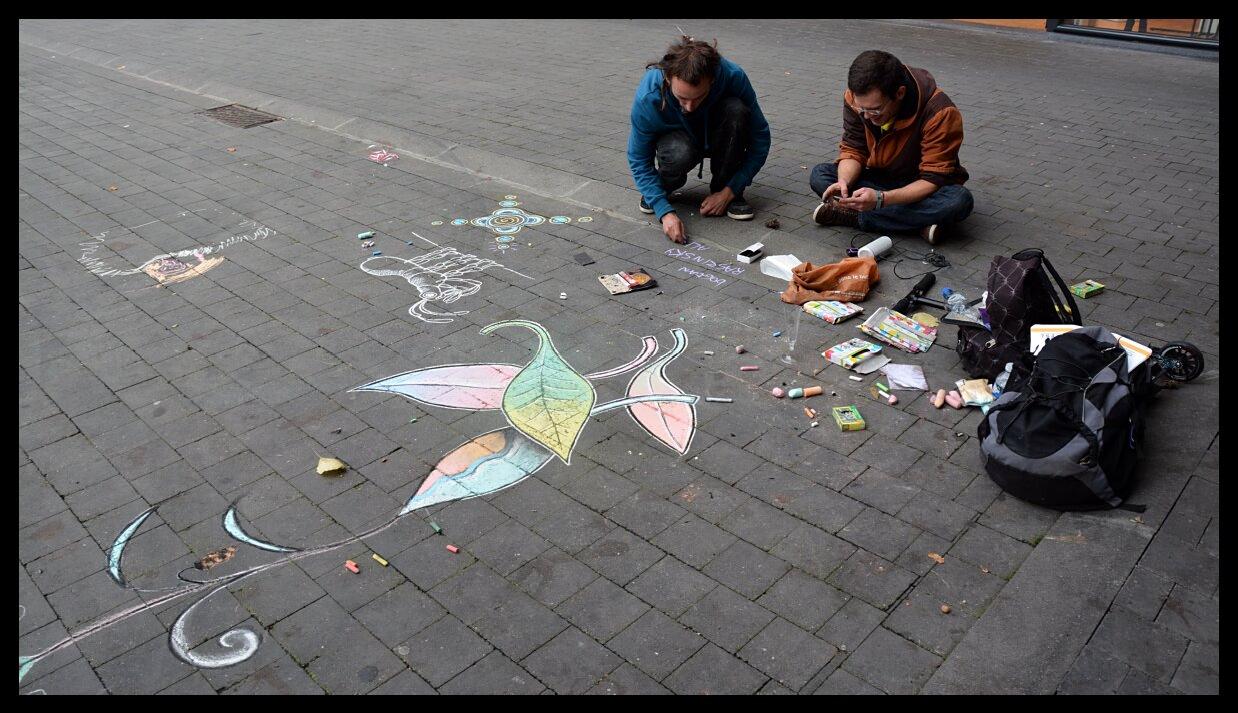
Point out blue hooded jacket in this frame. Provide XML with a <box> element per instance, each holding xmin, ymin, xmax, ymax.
<box><xmin>627</xmin><ymin>58</ymin><xmax>772</xmax><ymax>220</ymax></box>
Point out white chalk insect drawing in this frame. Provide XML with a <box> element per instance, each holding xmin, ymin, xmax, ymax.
<box><xmin>361</xmin><ymin>247</ymin><xmax>501</xmax><ymax>324</ymax></box>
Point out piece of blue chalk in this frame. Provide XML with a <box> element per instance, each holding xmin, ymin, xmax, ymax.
<box><xmin>372</xmin><ymin>251</ymin><xmax>382</xmax><ymax>256</ymax></box>
<box><xmin>357</xmin><ymin>230</ymin><xmax>375</xmax><ymax>239</ymax></box>
<box><xmin>773</xmin><ymin>331</ymin><xmax>783</xmax><ymax>337</ymax></box>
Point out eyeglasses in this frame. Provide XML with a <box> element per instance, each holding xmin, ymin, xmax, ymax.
<box><xmin>849</xmin><ymin>100</ymin><xmax>889</xmax><ymax>117</ymax></box>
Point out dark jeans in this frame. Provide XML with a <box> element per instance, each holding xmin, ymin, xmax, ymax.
<box><xmin>656</xmin><ymin>96</ymin><xmax>750</xmax><ymax>198</ymax></box>
<box><xmin>809</xmin><ymin>161</ymin><xmax>974</xmax><ymax>233</ymax></box>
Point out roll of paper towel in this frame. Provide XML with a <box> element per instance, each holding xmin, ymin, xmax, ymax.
<box><xmin>857</xmin><ymin>236</ymin><xmax>892</xmax><ymax>259</ymax></box>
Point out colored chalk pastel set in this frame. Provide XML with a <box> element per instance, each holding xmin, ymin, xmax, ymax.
<box><xmin>803</xmin><ymin>300</ymin><xmax>864</xmax><ymax>324</ymax></box>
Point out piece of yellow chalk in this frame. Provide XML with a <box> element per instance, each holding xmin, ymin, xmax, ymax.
<box><xmin>371</xmin><ymin>553</ymin><xmax>389</xmax><ymax>567</ymax></box>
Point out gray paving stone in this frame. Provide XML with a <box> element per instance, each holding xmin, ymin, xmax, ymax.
<box><xmin>662</xmin><ymin>643</ymin><xmax>767</xmax><ymax>695</ymax></box>
<box><xmin>739</xmin><ymin>617</ymin><xmax>837</xmax><ymax>692</ymax></box>
<box><xmin>585</xmin><ymin>662</ymin><xmax>672</xmax><ymax>694</ymax></box>
<box><xmin>520</xmin><ymin>627</ymin><xmax>622</xmax><ymax>695</ymax></box>
<box><xmin>222</xmin><ymin>655</ymin><xmax>324</xmax><ymax>695</ymax></box>
<box><xmin>440</xmin><ymin>650</ymin><xmax>546</xmax><ymax>694</ymax></box>
<box><xmin>93</xmin><ymin>634</ymin><xmax>195</xmax><ymax>695</ymax></box>
<box><xmin>702</xmin><ymin>539</ymin><xmax>790</xmax><ymax>599</ymax></box>
<box><xmin>1090</xmin><ymin>606</ymin><xmax>1190</xmax><ymax>683</ymax></box>
<box><xmin>556</xmin><ymin>576</ymin><xmax>649</xmax><ymax>642</ymax></box>
<box><xmin>757</xmin><ymin>568</ymin><xmax>849</xmax><ymax>633</ymax></box>
<box><xmin>719</xmin><ymin>496</ymin><xmax>801</xmax><ymax>550</ymax></box>
<box><xmin>679</xmin><ymin>585</ymin><xmax>775</xmax><ymax>654</ymax></box>
<box><xmin>472</xmin><ymin>591</ymin><xmax>569</xmax><ymax>661</ymax></box>
<box><xmin>625</xmin><ymin>555</ymin><xmax>718</xmax><ymax>618</ymax></box>
<box><xmin>1056</xmin><ymin>644</ymin><xmax>1130</xmax><ymax>694</ymax></box>
<box><xmin>769</xmin><ymin>522</ymin><xmax>855</xmax><ymax>581</ymax></box>
<box><xmin>510</xmin><ymin>548</ymin><xmax>599</xmax><ymax>608</ymax></box>
<box><xmin>369</xmin><ymin>668</ymin><xmax>438</xmax><ymax>695</ymax></box>
<box><xmin>577</xmin><ymin>526</ymin><xmax>663</xmax><ymax>586</ymax></box>
<box><xmin>398</xmin><ymin>615</ymin><xmax>493</xmax><ymax>688</ymax></box>
<box><xmin>813</xmin><ymin>668</ymin><xmax>885</xmax><ymax>695</ymax></box>
<box><xmin>604</xmin><ymin>488</ymin><xmax>688</xmax><ymax>538</ymax></box>
<box><xmin>843</xmin><ymin>626</ymin><xmax>942</xmax><ymax>695</ymax></box>
<box><xmin>1170</xmin><ymin>640</ymin><xmax>1218</xmax><ymax>695</ymax></box>
<box><xmin>947</xmin><ymin>522</ymin><xmax>1033</xmax><ymax>580</ymax></box>
<box><xmin>607</xmin><ymin>608</ymin><xmax>707</xmax><ymax>681</ymax></box>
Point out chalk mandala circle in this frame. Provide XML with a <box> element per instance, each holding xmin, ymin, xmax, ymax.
<box><xmin>498</xmin><ymin>200</ymin><xmax>520</xmax><ymax>208</ymax></box>
<box><xmin>504</xmin><ymin>195</ymin><xmax>518</xmax><ymax>200</ymax></box>
<box><xmin>451</xmin><ymin>218</ymin><xmax>468</xmax><ymax>226</ymax></box>
<box><xmin>495</xmin><ymin>235</ymin><xmax>515</xmax><ymax>243</ymax></box>
<box><xmin>549</xmin><ymin>216</ymin><xmax>570</xmax><ymax>224</ymax></box>
<box><xmin>471</xmin><ymin>208</ymin><xmax>546</xmax><ymax>235</ymax></box>
<box><xmin>577</xmin><ymin>216</ymin><xmax>593</xmax><ymax>223</ymax></box>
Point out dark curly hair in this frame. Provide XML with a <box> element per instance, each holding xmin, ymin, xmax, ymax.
<box><xmin>847</xmin><ymin>50</ymin><xmax>905</xmax><ymax>99</ymax></box>
<box><xmin>647</xmin><ymin>35</ymin><xmax>722</xmax><ymax>85</ymax></box>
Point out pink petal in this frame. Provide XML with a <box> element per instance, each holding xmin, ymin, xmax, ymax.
<box><xmin>354</xmin><ymin>364</ymin><xmax>521</xmax><ymax>410</ymax></box>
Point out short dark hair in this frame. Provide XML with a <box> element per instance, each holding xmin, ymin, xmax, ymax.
<box><xmin>647</xmin><ymin>35</ymin><xmax>721</xmax><ymax>85</ymax></box>
<box><xmin>847</xmin><ymin>50</ymin><xmax>904</xmax><ymax>99</ymax></box>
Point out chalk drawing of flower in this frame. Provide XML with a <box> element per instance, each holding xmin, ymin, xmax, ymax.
<box><xmin>19</xmin><ymin>322</ymin><xmax>699</xmax><ymax>683</ymax></box>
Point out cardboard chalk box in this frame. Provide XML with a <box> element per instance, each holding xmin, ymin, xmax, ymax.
<box><xmin>1069</xmin><ymin>279</ymin><xmax>1105</xmax><ymax>299</ymax></box>
<box><xmin>831</xmin><ymin>405</ymin><xmax>866</xmax><ymax>431</ymax></box>
<box><xmin>736</xmin><ymin>242</ymin><xmax>764</xmax><ymax>263</ymax></box>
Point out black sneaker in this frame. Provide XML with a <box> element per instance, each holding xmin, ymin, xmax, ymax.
<box><xmin>811</xmin><ymin>198</ymin><xmax>860</xmax><ymax>228</ymax></box>
<box><xmin>726</xmin><ymin>199</ymin><xmax>755</xmax><ymax>221</ymax></box>
<box><xmin>638</xmin><ymin>198</ymin><xmax>655</xmax><ymax>214</ymax></box>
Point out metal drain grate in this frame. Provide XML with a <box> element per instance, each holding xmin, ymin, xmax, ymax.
<box><xmin>197</xmin><ymin>104</ymin><xmax>282</xmax><ymax>129</ymax></box>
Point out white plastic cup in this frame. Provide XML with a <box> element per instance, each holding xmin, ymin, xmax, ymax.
<box><xmin>857</xmin><ymin>235</ymin><xmax>893</xmax><ymax>260</ymax></box>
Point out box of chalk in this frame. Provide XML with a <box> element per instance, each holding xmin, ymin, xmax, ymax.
<box><xmin>831</xmin><ymin>405</ymin><xmax>866</xmax><ymax>431</ymax></box>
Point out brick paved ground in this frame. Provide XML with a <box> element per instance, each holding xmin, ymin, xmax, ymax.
<box><xmin>19</xmin><ymin>19</ymin><xmax>1217</xmax><ymax>695</ymax></box>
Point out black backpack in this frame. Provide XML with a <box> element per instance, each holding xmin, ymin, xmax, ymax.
<box><xmin>957</xmin><ymin>249</ymin><xmax>1081</xmax><ymax>381</ymax></box>
<box><xmin>977</xmin><ymin>326</ymin><xmax>1154</xmax><ymax>510</ymax></box>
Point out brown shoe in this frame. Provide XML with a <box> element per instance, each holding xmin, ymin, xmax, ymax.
<box><xmin>920</xmin><ymin>223</ymin><xmax>944</xmax><ymax>245</ymax></box>
<box><xmin>811</xmin><ymin>198</ymin><xmax>860</xmax><ymax>228</ymax></box>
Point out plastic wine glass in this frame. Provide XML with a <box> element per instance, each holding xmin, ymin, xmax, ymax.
<box><xmin>779</xmin><ymin>306</ymin><xmax>803</xmax><ymax>368</ymax></box>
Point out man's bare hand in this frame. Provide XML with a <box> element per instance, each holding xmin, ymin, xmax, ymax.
<box><xmin>700</xmin><ymin>186</ymin><xmax>735</xmax><ymax>216</ymax></box>
<box><xmin>661</xmin><ymin>212</ymin><xmax>687</xmax><ymax>244</ymax></box>
<box><xmin>822</xmin><ymin>180</ymin><xmax>850</xmax><ymax>201</ymax></box>
<box><xmin>838</xmin><ymin>187</ymin><xmax>878</xmax><ymax>212</ymax></box>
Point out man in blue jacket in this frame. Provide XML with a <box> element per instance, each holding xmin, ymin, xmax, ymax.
<box><xmin>628</xmin><ymin>36</ymin><xmax>772</xmax><ymax>244</ymax></box>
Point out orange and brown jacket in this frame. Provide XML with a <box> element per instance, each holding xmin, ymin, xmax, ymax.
<box><xmin>838</xmin><ymin>65</ymin><xmax>968</xmax><ymax>187</ymax></box>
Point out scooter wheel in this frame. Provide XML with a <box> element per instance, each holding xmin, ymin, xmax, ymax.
<box><xmin>1157</xmin><ymin>341</ymin><xmax>1205</xmax><ymax>382</ymax></box>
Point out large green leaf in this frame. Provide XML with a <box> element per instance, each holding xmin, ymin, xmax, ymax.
<box><xmin>480</xmin><ymin>321</ymin><xmax>595</xmax><ymax>463</ymax></box>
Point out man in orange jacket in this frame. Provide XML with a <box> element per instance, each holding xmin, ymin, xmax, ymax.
<box><xmin>810</xmin><ymin>50</ymin><xmax>973</xmax><ymax>245</ymax></box>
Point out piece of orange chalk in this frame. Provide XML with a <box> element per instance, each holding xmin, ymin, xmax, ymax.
<box><xmin>802</xmin><ymin>386</ymin><xmax>823</xmax><ymax>397</ymax></box>
<box><xmin>933</xmin><ymin>389</ymin><xmax>947</xmax><ymax>408</ymax></box>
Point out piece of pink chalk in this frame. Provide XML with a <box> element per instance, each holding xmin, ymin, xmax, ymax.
<box><xmin>735</xmin><ymin>345</ymin><xmax>746</xmax><ymax>354</ymax></box>
<box><xmin>946</xmin><ymin>391</ymin><xmax>964</xmax><ymax>409</ymax></box>
<box><xmin>771</xmin><ymin>387</ymin><xmax>785</xmax><ymax>398</ymax></box>
<box><xmin>445</xmin><ymin>544</ymin><xmax>459</xmax><ymax>554</ymax></box>
<box><xmin>887</xmin><ymin>394</ymin><xmax>898</xmax><ymax>405</ymax></box>
<box><xmin>740</xmin><ymin>366</ymin><xmax>759</xmax><ymax>372</ymax></box>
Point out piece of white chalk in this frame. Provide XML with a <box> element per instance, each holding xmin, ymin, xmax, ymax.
<box><xmin>848</xmin><ymin>375</ymin><xmax>863</xmax><ymax>382</ymax></box>
<box><xmin>705</xmin><ymin>397</ymin><xmax>733</xmax><ymax>403</ymax></box>
<box><xmin>702</xmin><ymin>351</ymin><xmax>714</xmax><ymax>355</ymax></box>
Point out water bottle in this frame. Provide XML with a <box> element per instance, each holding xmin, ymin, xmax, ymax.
<box><xmin>941</xmin><ymin>287</ymin><xmax>969</xmax><ymax>315</ymax></box>
<box><xmin>992</xmin><ymin>362</ymin><xmax>1014</xmax><ymax>397</ymax></box>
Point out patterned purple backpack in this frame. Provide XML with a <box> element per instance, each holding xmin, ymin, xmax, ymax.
<box><xmin>956</xmin><ymin>248</ymin><xmax>1082</xmax><ymax>381</ymax></box>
